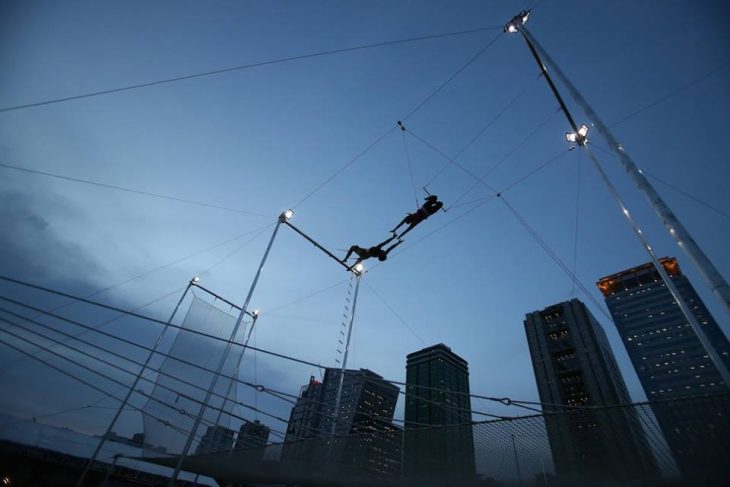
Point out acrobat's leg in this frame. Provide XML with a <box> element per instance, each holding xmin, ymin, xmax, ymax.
<box><xmin>383</xmin><ymin>239</ymin><xmax>404</xmax><ymax>255</ymax></box>
<box><xmin>390</xmin><ymin>217</ymin><xmax>408</xmax><ymax>234</ymax></box>
<box><xmin>342</xmin><ymin>245</ymin><xmax>358</xmax><ymax>263</ymax></box>
<box><xmin>396</xmin><ymin>224</ymin><xmax>417</xmax><ymax>239</ymax></box>
<box><xmin>375</xmin><ymin>234</ymin><xmax>397</xmax><ymax>248</ymax></box>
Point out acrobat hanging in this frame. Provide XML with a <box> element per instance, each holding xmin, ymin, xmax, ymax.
<box><xmin>342</xmin><ymin>235</ymin><xmax>403</xmax><ymax>269</ymax></box>
<box><xmin>390</xmin><ymin>194</ymin><xmax>444</xmax><ymax>238</ymax></box>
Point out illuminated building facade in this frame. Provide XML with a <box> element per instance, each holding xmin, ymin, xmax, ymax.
<box><xmin>404</xmin><ymin>343</ymin><xmax>476</xmax><ymax>481</ymax></box>
<box><xmin>524</xmin><ymin>299</ymin><xmax>658</xmax><ymax>484</ymax></box>
<box><xmin>598</xmin><ymin>257</ymin><xmax>730</xmax><ymax>483</ymax></box>
<box><xmin>282</xmin><ymin>369</ymin><xmax>401</xmax><ymax>477</ymax></box>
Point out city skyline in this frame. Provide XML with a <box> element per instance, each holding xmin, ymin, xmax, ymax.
<box><xmin>1</xmin><ymin>1</ymin><xmax>729</xmax><ymax>484</ymax></box>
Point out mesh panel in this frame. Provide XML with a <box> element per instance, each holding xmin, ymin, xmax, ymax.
<box><xmin>141</xmin><ymin>295</ymin><xmax>243</xmax><ymax>456</ymax></box>
<box><xmin>145</xmin><ymin>393</ymin><xmax>730</xmax><ymax>486</ymax></box>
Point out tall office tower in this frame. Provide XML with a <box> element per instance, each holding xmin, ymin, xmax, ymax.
<box><xmin>404</xmin><ymin>343</ymin><xmax>476</xmax><ymax>482</ymax></box>
<box><xmin>598</xmin><ymin>257</ymin><xmax>730</xmax><ymax>484</ymax></box>
<box><xmin>282</xmin><ymin>369</ymin><xmax>400</xmax><ymax>477</ymax></box>
<box><xmin>195</xmin><ymin>425</ymin><xmax>235</xmax><ymax>455</ymax></box>
<box><xmin>319</xmin><ymin>368</ymin><xmax>401</xmax><ymax>477</ymax></box>
<box><xmin>235</xmin><ymin>419</ymin><xmax>270</xmax><ymax>450</ymax></box>
<box><xmin>281</xmin><ymin>376</ymin><xmax>325</xmax><ymax>466</ymax></box>
<box><xmin>524</xmin><ymin>299</ymin><xmax>658</xmax><ymax>485</ymax></box>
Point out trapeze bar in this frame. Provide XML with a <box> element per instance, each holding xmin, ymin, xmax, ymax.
<box><xmin>193</xmin><ymin>282</ymin><xmax>257</xmax><ymax>317</ymax></box>
<box><xmin>283</xmin><ymin>221</ymin><xmax>352</xmax><ymax>271</ymax></box>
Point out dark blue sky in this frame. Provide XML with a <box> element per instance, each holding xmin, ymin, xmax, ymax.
<box><xmin>1</xmin><ymin>0</ymin><xmax>729</xmax><ymax>440</ymax></box>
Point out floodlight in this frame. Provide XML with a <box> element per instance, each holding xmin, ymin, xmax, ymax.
<box><xmin>353</xmin><ymin>263</ymin><xmax>365</xmax><ymax>275</ymax></box>
<box><xmin>281</xmin><ymin>209</ymin><xmax>294</xmax><ymax>221</ymax></box>
<box><xmin>252</xmin><ymin>309</ymin><xmax>260</xmax><ymax>318</ymax></box>
<box><xmin>577</xmin><ymin>124</ymin><xmax>588</xmax><ymax>137</ymax></box>
<box><xmin>566</xmin><ymin>124</ymin><xmax>589</xmax><ymax>145</ymax></box>
<box><xmin>192</xmin><ymin>276</ymin><xmax>200</xmax><ymax>283</ymax></box>
<box><xmin>504</xmin><ymin>10</ymin><xmax>530</xmax><ymax>33</ymax></box>
<box><xmin>566</xmin><ymin>132</ymin><xmax>578</xmax><ymax>143</ymax></box>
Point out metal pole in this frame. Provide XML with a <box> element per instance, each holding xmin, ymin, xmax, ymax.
<box><xmin>509</xmin><ymin>18</ymin><xmax>730</xmax><ymax>386</ymax></box>
<box><xmin>511</xmin><ymin>433</ymin><xmax>523</xmax><ymax>486</ymax></box>
<box><xmin>100</xmin><ymin>453</ymin><xmax>122</xmax><ymax>487</ymax></box>
<box><xmin>191</xmin><ymin>313</ymin><xmax>259</xmax><ymax>484</ymax></box>
<box><xmin>77</xmin><ymin>279</ymin><xmax>195</xmax><ymax>487</ymax></box>
<box><xmin>169</xmin><ymin>216</ymin><xmax>284</xmax><ymax>486</ymax></box>
<box><xmin>330</xmin><ymin>275</ymin><xmax>361</xmax><ymax>437</ymax></box>
<box><xmin>520</xmin><ymin>23</ymin><xmax>730</xmax><ymax>318</ymax></box>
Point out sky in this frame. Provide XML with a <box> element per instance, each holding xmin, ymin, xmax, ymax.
<box><xmin>0</xmin><ymin>0</ymin><xmax>729</xmax><ymax>461</ymax></box>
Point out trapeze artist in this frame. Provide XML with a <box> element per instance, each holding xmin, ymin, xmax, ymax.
<box><xmin>391</xmin><ymin>194</ymin><xmax>444</xmax><ymax>238</ymax></box>
<box><xmin>342</xmin><ymin>235</ymin><xmax>404</xmax><ymax>269</ymax></box>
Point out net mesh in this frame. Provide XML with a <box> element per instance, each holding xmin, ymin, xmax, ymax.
<box><xmin>141</xmin><ymin>295</ymin><xmax>243</xmax><ymax>456</ymax></box>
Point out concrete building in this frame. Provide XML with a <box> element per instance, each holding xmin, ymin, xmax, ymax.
<box><xmin>404</xmin><ymin>343</ymin><xmax>476</xmax><ymax>482</ymax></box>
<box><xmin>524</xmin><ymin>299</ymin><xmax>658</xmax><ymax>485</ymax></box>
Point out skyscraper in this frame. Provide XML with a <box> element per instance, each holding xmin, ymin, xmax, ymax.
<box><xmin>196</xmin><ymin>425</ymin><xmax>235</xmax><ymax>455</ymax></box>
<box><xmin>524</xmin><ymin>299</ymin><xmax>658</xmax><ymax>484</ymax></box>
<box><xmin>598</xmin><ymin>257</ymin><xmax>730</xmax><ymax>483</ymax></box>
<box><xmin>404</xmin><ymin>343</ymin><xmax>476</xmax><ymax>481</ymax></box>
<box><xmin>235</xmin><ymin>419</ymin><xmax>270</xmax><ymax>451</ymax></box>
<box><xmin>282</xmin><ymin>369</ymin><xmax>401</xmax><ymax>477</ymax></box>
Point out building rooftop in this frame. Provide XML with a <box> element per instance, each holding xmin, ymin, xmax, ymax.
<box><xmin>596</xmin><ymin>257</ymin><xmax>681</xmax><ymax>296</ymax></box>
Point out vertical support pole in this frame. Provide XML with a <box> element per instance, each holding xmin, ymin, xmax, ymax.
<box><xmin>169</xmin><ymin>217</ymin><xmax>283</xmax><ymax>486</ymax></box>
<box><xmin>100</xmin><ymin>454</ymin><xmax>122</xmax><ymax>487</ymax></box>
<box><xmin>520</xmin><ymin>24</ymin><xmax>730</xmax><ymax>319</ymax></box>
<box><xmin>510</xmin><ymin>19</ymin><xmax>730</xmax><ymax>386</ymax></box>
<box><xmin>331</xmin><ymin>274</ymin><xmax>361</xmax><ymax>437</ymax></box>
<box><xmin>191</xmin><ymin>313</ymin><xmax>259</xmax><ymax>484</ymax></box>
<box><xmin>77</xmin><ymin>279</ymin><xmax>195</xmax><ymax>487</ymax></box>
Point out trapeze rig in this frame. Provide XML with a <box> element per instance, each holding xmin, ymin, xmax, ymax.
<box><xmin>503</xmin><ymin>9</ymin><xmax>730</xmax><ymax>385</ymax></box>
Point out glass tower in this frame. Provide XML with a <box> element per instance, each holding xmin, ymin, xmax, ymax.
<box><xmin>404</xmin><ymin>343</ymin><xmax>476</xmax><ymax>481</ymax></box>
<box><xmin>597</xmin><ymin>257</ymin><xmax>730</xmax><ymax>483</ymax></box>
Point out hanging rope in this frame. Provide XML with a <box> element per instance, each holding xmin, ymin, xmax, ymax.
<box><xmin>398</xmin><ymin>121</ymin><xmax>420</xmax><ymax>209</ymax></box>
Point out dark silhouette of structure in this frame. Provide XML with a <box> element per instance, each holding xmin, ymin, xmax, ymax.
<box><xmin>404</xmin><ymin>343</ymin><xmax>476</xmax><ymax>482</ymax></box>
<box><xmin>598</xmin><ymin>257</ymin><xmax>730</xmax><ymax>484</ymax></box>
<box><xmin>524</xmin><ymin>299</ymin><xmax>659</xmax><ymax>485</ymax></box>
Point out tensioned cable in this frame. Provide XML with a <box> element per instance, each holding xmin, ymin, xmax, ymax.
<box><xmin>595</xmin><ymin>143</ymin><xmax>730</xmax><ymax>224</ymax></box>
<box><xmin>0</xmin><ymin>223</ymin><xmax>274</xmax><ymax>371</ymax></box>
<box><xmin>0</xmin><ymin>162</ymin><xmax>273</xmax><ymax>218</ymax></box>
<box><xmin>609</xmin><ymin>58</ymin><xmax>730</xmax><ymax>128</ymax></box>
<box><xmin>380</xmin><ymin>126</ymin><xmax>610</xmax><ymax>319</ymax></box>
<box><xmin>424</xmin><ymin>79</ymin><xmax>537</xmax><ymax>188</ymax></box>
<box><xmin>362</xmin><ymin>280</ymin><xmax>427</xmax><ymax>347</ymax></box>
<box><xmin>0</xmin><ymin>275</ymin><xmax>590</xmax><ymax>413</ymax></box>
<box><xmin>499</xmin><ymin>195</ymin><xmax>612</xmax><ymax>320</ymax></box>
<box><xmin>0</xmin><ymin>335</ymin><xmax>213</xmax><ymax>451</ymax></box>
<box><xmin>402</xmin><ymin>31</ymin><xmax>504</xmax><ymax>121</ymax></box>
<box><xmin>0</xmin><ymin>305</ymin><xmax>499</xmax><ymax>441</ymax></box>
<box><xmin>0</xmin><ymin>25</ymin><xmax>502</xmax><ymax>114</ymax></box>
<box><xmin>0</xmin><ymin>313</ymin><xmax>293</xmax><ymax>434</ymax></box>
<box><xmin>646</xmin><ymin>171</ymin><xmax>730</xmax><ymax>222</ymax></box>
<box><xmin>0</xmin><ymin>286</ymin><xmax>526</xmax><ymax>417</ymax></box>
<box><xmin>569</xmin><ymin>149</ymin><xmax>582</xmax><ymax>298</ymax></box>
<box><xmin>400</xmin><ymin>126</ymin><xmax>420</xmax><ymax>209</ymax></box>
<box><xmin>445</xmin><ymin>107</ymin><xmax>561</xmax><ymax>208</ymax></box>
<box><xmin>292</xmin><ymin>30</ymin><xmax>504</xmax><ymax>209</ymax></box>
